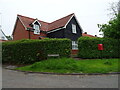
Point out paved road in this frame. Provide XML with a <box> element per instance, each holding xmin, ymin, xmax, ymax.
<box><xmin>2</xmin><ymin>68</ymin><xmax>118</xmax><ymax>88</ymax></box>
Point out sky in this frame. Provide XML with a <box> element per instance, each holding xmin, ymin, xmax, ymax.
<box><xmin>0</xmin><ymin>0</ymin><xmax>119</xmax><ymax>37</ymax></box>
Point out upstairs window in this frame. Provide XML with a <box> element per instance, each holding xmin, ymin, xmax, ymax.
<box><xmin>72</xmin><ymin>24</ymin><xmax>77</xmax><ymax>34</ymax></box>
<box><xmin>34</xmin><ymin>24</ymin><xmax>39</xmax><ymax>30</ymax></box>
<box><xmin>72</xmin><ymin>41</ymin><xmax>78</xmax><ymax>50</ymax></box>
<box><xmin>33</xmin><ymin>24</ymin><xmax>40</xmax><ymax>34</ymax></box>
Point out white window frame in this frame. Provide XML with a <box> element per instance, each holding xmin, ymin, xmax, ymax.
<box><xmin>72</xmin><ymin>41</ymin><xmax>78</xmax><ymax>50</ymax></box>
<box><xmin>72</xmin><ymin>24</ymin><xmax>77</xmax><ymax>34</ymax></box>
<box><xmin>33</xmin><ymin>24</ymin><xmax>40</xmax><ymax>35</ymax></box>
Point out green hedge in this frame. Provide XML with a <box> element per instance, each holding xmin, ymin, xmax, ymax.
<box><xmin>78</xmin><ymin>37</ymin><xmax>120</xmax><ymax>59</ymax></box>
<box><xmin>2</xmin><ymin>38</ymin><xmax>71</xmax><ymax>64</ymax></box>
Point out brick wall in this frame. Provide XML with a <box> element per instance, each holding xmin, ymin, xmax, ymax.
<box><xmin>13</xmin><ymin>18</ymin><xmax>47</xmax><ymax>40</ymax></box>
<box><xmin>13</xmin><ymin>18</ymin><xmax>29</xmax><ymax>40</ymax></box>
<box><xmin>71</xmin><ymin>50</ymin><xmax>78</xmax><ymax>55</ymax></box>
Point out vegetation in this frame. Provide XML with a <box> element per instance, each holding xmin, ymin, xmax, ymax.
<box><xmin>98</xmin><ymin>0</ymin><xmax>120</xmax><ymax>39</ymax></box>
<box><xmin>78</xmin><ymin>37</ymin><xmax>120</xmax><ymax>59</ymax></box>
<box><xmin>16</xmin><ymin>58</ymin><xmax>119</xmax><ymax>74</ymax></box>
<box><xmin>2</xmin><ymin>38</ymin><xmax>71</xmax><ymax>64</ymax></box>
<box><xmin>98</xmin><ymin>14</ymin><xmax>120</xmax><ymax>39</ymax></box>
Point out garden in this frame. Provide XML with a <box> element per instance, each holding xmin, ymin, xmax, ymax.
<box><xmin>2</xmin><ymin>37</ymin><xmax>120</xmax><ymax>74</ymax></box>
<box><xmin>16</xmin><ymin>58</ymin><xmax>119</xmax><ymax>74</ymax></box>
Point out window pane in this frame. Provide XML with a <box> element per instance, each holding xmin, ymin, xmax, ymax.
<box><xmin>34</xmin><ymin>29</ymin><xmax>40</xmax><ymax>34</ymax></box>
<box><xmin>72</xmin><ymin>41</ymin><xmax>78</xmax><ymax>50</ymax></box>
<box><xmin>34</xmin><ymin>24</ymin><xmax>39</xmax><ymax>30</ymax></box>
<box><xmin>72</xmin><ymin>24</ymin><xmax>76</xmax><ymax>33</ymax></box>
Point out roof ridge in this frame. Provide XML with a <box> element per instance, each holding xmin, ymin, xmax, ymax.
<box><xmin>49</xmin><ymin>13</ymin><xmax>74</xmax><ymax>24</ymax></box>
<box><xmin>17</xmin><ymin>14</ymin><xmax>35</xmax><ymax>20</ymax></box>
<box><xmin>17</xmin><ymin>14</ymin><xmax>49</xmax><ymax>24</ymax></box>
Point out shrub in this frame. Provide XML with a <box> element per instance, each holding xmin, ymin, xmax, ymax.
<box><xmin>78</xmin><ymin>37</ymin><xmax>120</xmax><ymax>59</ymax></box>
<box><xmin>2</xmin><ymin>38</ymin><xmax>71</xmax><ymax>64</ymax></box>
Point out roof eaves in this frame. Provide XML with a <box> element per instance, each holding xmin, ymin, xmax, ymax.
<box><xmin>73</xmin><ymin>14</ymin><xmax>84</xmax><ymax>33</ymax></box>
<box><xmin>12</xmin><ymin>17</ymin><xmax>18</xmax><ymax>35</ymax></box>
<box><xmin>64</xmin><ymin>13</ymin><xmax>74</xmax><ymax>28</ymax></box>
<box><xmin>47</xmin><ymin>27</ymin><xmax>65</xmax><ymax>33</ymax></box>
<box><xmin>17</xmin><ymin>15</ymin><xmax>27</xmax><ymax>30</ymax></box>
<box><xmin>32</xmin><ymin>19</ymin><xmax>41</xmax><ymax>26</ymax></box>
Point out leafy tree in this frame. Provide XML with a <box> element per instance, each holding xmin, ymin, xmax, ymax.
<box><xmin>98</xmin><ymin>0</ymin><xmax>120</xmax><ymax>39</ymax></box>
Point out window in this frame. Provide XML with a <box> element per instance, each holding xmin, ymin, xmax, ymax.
<box><xmin>72</xmin><ymin>41</ymin><xmax>78</xmax><ymax>50</ymax></box>
<box><xmin>34</xmin><ymin>24</ymin><xmax>39</xmax><ymax>30</ymax></box>
<box><xmin>72</xmin><ymin>24</ymin><xmax>77</xmax><ymax>33</ymax></box>
<box><xmin>33</xmin><ymin>24</ymin><xmax>40</xmax><ymax>34</ymax></box>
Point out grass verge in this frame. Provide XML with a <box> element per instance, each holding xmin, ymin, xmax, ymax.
<box><xmin>16</xmin><ymin>58</ymin><xmax>119</xmax><ymax>74</ymax></box>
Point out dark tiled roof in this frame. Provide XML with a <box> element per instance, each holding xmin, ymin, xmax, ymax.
<box><xmin>17</xmin><ymin>13</ymin><xmax>74</xmax><ymax>32</ymax></box>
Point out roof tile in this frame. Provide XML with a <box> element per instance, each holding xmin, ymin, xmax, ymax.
<box><xmin>17</xmin><ymin>13</ymin><xmax>74</xmax><ymax>31</ymax></box>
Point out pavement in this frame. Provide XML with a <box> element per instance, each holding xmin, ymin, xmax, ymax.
<box><xmin>2</xmin><ymin>67</ymin><xmax>119</xmax><ymax>88</ymax></box>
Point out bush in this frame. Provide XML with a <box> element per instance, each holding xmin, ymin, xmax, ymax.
<box><xmin>43</xmin><ymin>38</ymin><xmax>71</xmax><ymax>57</ymax></box>
<box><xmin>78</xmin><ymin>37</ymin><xmax>120</xmax><ymax>59</ymax></box>
<box><xmin>2</xmin><ymin>38</ymin><xmax>71</xmax><ymax>64</ymax></box>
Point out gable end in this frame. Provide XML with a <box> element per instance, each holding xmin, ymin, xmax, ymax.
<box><xmin>17</xmin><ymin>16</ymin><xmax>27</xmax><ymax>30</ymax></box>
<box><xmin>65</xmin><ymin>15</ymin><xmax>83</xmax><ymax>32</ymax></box>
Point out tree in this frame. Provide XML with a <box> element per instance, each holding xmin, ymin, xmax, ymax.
<box><xmin>98</xmin><ymin>0</ymin><xmax>120</xmax><ymax>39</ymax></box>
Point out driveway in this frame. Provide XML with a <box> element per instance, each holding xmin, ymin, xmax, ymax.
<box><xmin>2</xmin><ymin>68</ymin><xmax>118</xmax><ymax>88</ymax></box>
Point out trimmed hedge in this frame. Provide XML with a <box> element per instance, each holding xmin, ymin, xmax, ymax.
<box><xmin>78</xmin><ymin>37</ymin><xmax>120</xmax><ymax>59</ymax></box>
<box><xmin>2</xmin><ymin>38</ymin><xmax>71</xmax><ymax>64</ymax></box>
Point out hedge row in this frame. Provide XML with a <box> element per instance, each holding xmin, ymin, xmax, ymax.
<box><xmin>78</xmin><ymin>37</ymin><xmax>120</xmax><ymax>59</ymax></box>
<box><xmin>2</xmin><ymin>38</ymin><xmax>71</xmax><ymax>64</ymax></box>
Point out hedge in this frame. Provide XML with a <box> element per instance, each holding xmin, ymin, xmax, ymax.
<box><xmin>2</xmin><ymin>38</ymin><xmax>71</xmax><ymax>64</ymax></box>
<box><xmin>78</xmin><ymin>37</ymin><xmax>120</xmax><ymax>59</ymax></box>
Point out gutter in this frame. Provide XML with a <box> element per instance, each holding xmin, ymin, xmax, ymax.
<box><xmin>47</xmin><ymin>27</ymin><xmax>65</xmax><ymax>34</ymax></box>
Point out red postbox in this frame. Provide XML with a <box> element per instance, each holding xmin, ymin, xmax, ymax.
<box><xmin>98</xmin><ymin>44</ymin><xmax>103</xmax><ymax>50</ymax></box>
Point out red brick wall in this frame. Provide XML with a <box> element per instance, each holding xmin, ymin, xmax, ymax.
<box><xmin>30</xmin><ymin>32</ymin><xmax>47</xmax><ymax>39</ymax></box>
<box><xmin>13</xmin><ymin>18</ymin><xmax>29</xmax><ymax>40</ymax></box>
<box><xmin>13</xmin><ymin>18</ymin><xmax>47</xmax><ymax>40</ymax></box>
<box><xmin>71</xmin><ymin>50</ymin><xmax>78</xmax><ymax>55</ymax></box>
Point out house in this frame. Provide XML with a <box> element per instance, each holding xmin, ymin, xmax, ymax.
<box><xmin>12</xmin><ymin>13</ymin><xmax>83</xmax><ymax>50</ymax></box>
<box><xmin>0</xmin><ymin>29</ymin><xmax>8</xmax><ymax>42</ymax></box>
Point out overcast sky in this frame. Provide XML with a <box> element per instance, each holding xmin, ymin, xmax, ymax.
<box><xmin>0</xmin><ymin>0</ymin><xmax>118</xmax><ymax>37</ymax></box>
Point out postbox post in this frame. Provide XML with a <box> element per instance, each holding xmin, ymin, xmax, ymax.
<box><xmin>98</xmin><ymin>44</ymin><xmax>104</xmax><ymax>59</ymax></box>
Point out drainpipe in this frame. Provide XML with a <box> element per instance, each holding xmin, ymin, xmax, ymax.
<box><xmin>27</xmin><ymin>28</ymin><xmax>31</xmax><ymax>39</ymax></box>
<box><xmin>28</xmin><ymin>30</ymin><xmax>31</xmax><ymax>39</ymax></box>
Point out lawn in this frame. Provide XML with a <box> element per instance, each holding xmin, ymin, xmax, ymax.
<box><xmin>16</xmin><ymin>58</ymin><xmax>119</xmax><ymax>74</ymax></box>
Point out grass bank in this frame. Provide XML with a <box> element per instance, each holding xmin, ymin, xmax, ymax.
<box><xmin>16</xmin><ymin>58</ymin><xmax>119</xmax><ymax>74</ymax></box>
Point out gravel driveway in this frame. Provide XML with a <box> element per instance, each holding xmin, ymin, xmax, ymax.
<box><xmin>2</xmin><ymin>68</ymin><xmax>118</xmax><ymax>88</ymax></box>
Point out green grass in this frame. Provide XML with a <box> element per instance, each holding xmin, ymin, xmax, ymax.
<box><xmin>16</xmin><ymin>58</ymin><xmax>119</xmax><ymax>74</ymax></box>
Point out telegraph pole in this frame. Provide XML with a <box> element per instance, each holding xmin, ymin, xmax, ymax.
<box><xmin>0</xmin><ymin>13</ymin><xmax>1</xmax><ymax>30</ymax></box>
<box><xmin>0</xmin><ymin>13</ymin><xmax>1</xmax><ymax>31</ymax></box>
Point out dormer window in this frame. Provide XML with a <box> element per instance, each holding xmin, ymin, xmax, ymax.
<box><xmin>32</xmin><ymin>19</ymin><xmax>41</xmax><ymax>35</ymax></box>
<box><xmin>33</xmin><ymin>24</ymin><xmax>40</xmax><ymax>34</ymax></box>
<box><xmin>34</xmin><ymin>24</ymin><xmax>39</xmax><ymax>30</ymax></box>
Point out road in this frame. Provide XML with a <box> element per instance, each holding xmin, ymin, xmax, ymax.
<box><xmin>2</xmin><ymin>68</ymin><xmax>118</xmax><ymax>88</ymax></box>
